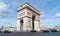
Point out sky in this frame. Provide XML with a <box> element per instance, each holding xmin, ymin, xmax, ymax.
<box><xmin>0</xmin><ymin>0</ymin><xmax>60</xmax><ymax>28</ymax></box>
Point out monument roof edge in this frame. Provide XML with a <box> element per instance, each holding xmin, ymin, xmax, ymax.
<box><xmin>17</xmin><ymin>2</ymin><xmax>40</xmax><ymax>15</ymax></box>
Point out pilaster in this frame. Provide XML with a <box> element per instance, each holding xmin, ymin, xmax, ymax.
<box><xmin>17</xmin><ymin>19</ymin><xmax>20</xmax><ymax>31</ymax></box>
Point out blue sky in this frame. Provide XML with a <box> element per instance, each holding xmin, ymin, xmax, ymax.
<box><xmin>0</xmin><ymin>0</ymin><xmax>60</xmax><ymax>28</ymax></box>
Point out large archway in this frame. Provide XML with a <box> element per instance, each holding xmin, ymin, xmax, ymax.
<box><xmin>32</xmin><ymin>15</ymin><xmax>35</xmax><ymax>31</ymax></box>
<box><xmin>20</xmin><ymin>19</ymin><xmax>23</xmax><ymax>31</ymax></box>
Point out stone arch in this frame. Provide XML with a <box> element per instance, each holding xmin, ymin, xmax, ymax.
<box><xmin>20</xmin><ymin>19</ymin><xmax>23</xmax><ymax>31</ymax></box>
<box><xmin>32</xmin><ymin>15</ymin><xmax>35</xmax><ymax>31</ymax></box>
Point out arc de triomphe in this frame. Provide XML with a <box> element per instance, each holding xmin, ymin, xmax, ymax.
<box><xmin>17</xmin><ymin>2</ymin><xmax>40</xmax><ymax>32</ymax></box>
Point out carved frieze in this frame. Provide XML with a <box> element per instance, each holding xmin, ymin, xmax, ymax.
<box><xmin>18</xmin><ymin>12</ymin><xmax>25</xmax><ymax>17</ymax></box>
<box><xmin>26</xmin><ymin>19</ymin><xmax>31</xmax><ymax>28</ymax></box>
<box><xmin>27</xmin><ymin>12</ymin><xmax>32</xmax><ymax>17</ymax></box>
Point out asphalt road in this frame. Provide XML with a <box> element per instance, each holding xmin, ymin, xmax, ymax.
<box><xmin>0</xmin><ymin>32</ymin><xmax>60</xmax><ymax>36</ymax></box>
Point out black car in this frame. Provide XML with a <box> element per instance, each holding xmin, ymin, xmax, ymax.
<box><xmin>30</xmin><ymin>30</ymin><xmax>37</xmax><ymax>32</ymax></box>
<box><xmin>51</xmin><ymin>29</ymin><xmax>58</xmax><ymax>32</ymax></box>
<box><xmin>40</xmin><ymin>30</ymin><xmax>49</xmax><ymax>33</ymax></box>
<box><xmin>0</xmin><ymin>31</ymin><xmax>2</xmax><ymax>33</ymax></box>
<box><xmin>4</xmin><ymin>30</ymin><xmax>11</xmax><ymax>33</ymax></box>
<box><xmin>43</xmin><ymin>30</ymin><xmax>49</xmax><ymax>33</ymax></box>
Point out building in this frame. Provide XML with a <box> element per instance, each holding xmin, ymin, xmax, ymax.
<box><xmin>40</xmin><ymin>27</ymin><xmax>51</xmax><ymax>31</ymax></box>
<box><xmin>54</xmin><ymin>26</ymin><xmax>60</xmax><ymax>31</ymax></box>
<box><xmin>17</xmin><ymin>2</ymin><xmax>40</xmax><ymax>32</ymax></box>
<box><xmin>0</xmin><ymin>27</ymin><xmax>16</xmax><ymax>31</ymax></box>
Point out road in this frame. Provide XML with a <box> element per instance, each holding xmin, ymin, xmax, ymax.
<box><xmin>0</xmin><ymin>32</ymin><xmax>60</xmax><ymax>36</ymax></box>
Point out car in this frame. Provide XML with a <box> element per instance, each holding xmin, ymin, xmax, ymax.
<box><xmin>4</xmin><ymin>30</ymin><xmax>11</xmax><ymax>33</ymax></box>
<box><xmin>0</xmin><ymin>31</ymin><xmax>2</xmax><ymax>33</ymax></box>
<box><xmin>30</xmin><ymin>30</ymin><xmax>37</xmax><ymax>32</ymax></box>
<box><xmin>43</xmin><ymin>30</ymin><xmax>49</xmax><ymax>33</ymax></box>
<box><xmin>40</xmin><ymin>30</ymin><xmax>49</xmax><ymax>33</ymax></box>
<box><xmin>51</xmin><ymin>29</ymin><xmax>58</xmax><ymax>32</ymax></box>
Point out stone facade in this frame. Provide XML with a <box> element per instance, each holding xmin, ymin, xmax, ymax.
<box><xmin>17</xmin><ymin>3</ymin><xmax>40</xmax><ymax>32</ymax></box>
<box><xmin>55</xmin><ymin>26</ymin><xmax>60</xmax><ymax>31</ymax></box>
<box><xmin>0</xmin><ymin>27</ymin><xmax>16</xmax><ymax>31</ymax></box>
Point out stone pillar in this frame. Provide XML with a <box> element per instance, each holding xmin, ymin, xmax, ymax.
<box><xmin>26</xmin><ymin>18</ymin><xmax>32</xmax><ymax>31</ymax></box>
<box><xmin>34</xmin><ymin>20</ymin><xmax>40</xmax><ymax>31</ymax></box>
<box><xmin>34</xmin><ymin>15</ymin><xmax>40</xmax><ymax>31</ymax></box>
<box><xmin>17</xmin><ymin>19</ymin><xmax>20</xmax><ymax>31</ymax></box>
<box><xmin>23</xmin><ymin>17</ymin><xmax>28</xmax><ymax>31</ymax></box>
<box><xmin>30</xmin><ymin>19</ymin><xmax>32</xmax><ymax>31</ymax></box>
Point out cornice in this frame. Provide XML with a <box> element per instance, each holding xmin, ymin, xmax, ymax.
<box><xmin>17</xmin><ymin>2</ymin><xmax>40</xmax><ymax>16</ymax></box>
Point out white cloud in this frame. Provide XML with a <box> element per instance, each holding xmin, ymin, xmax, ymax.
<box><xmin>56</xmin><ymin>13</ymin><xmax>60</xmax><ymax>17</ymax></box>
<box><xmin>0</xmin><ymin>2</ymin><xmax>8</xmax><ymax>11</ymax></box>
<box><xmin>40</xmin><ymin>17</ymin><xmax>60</xmax><ymax>27</ymax></box>
<box><xmin>0</xmin><ymin>2</ymin><xmax>10</xmax><ymax>17</ymax></box>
